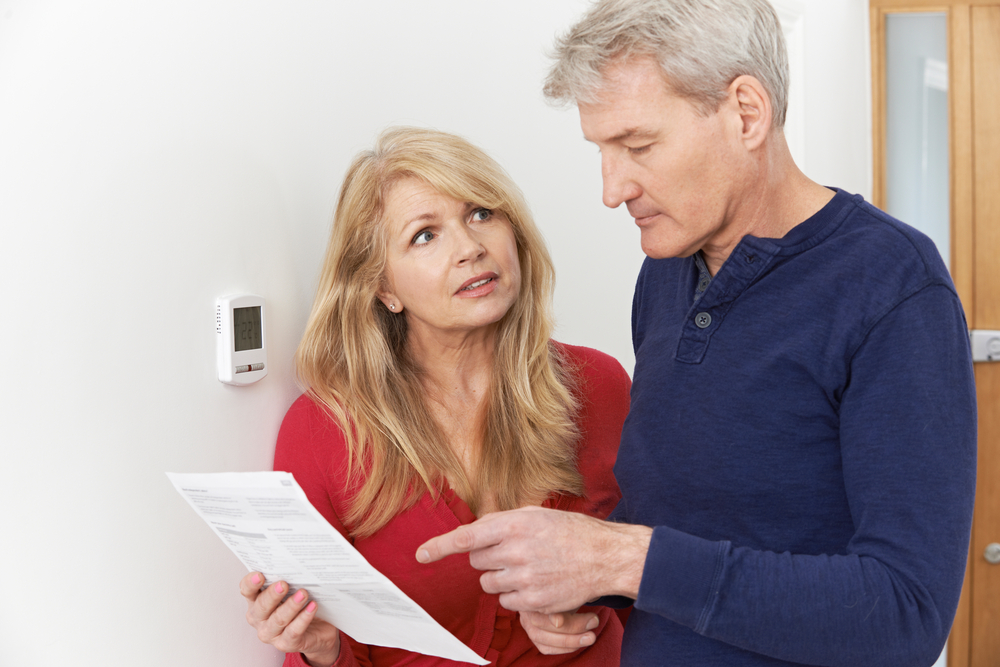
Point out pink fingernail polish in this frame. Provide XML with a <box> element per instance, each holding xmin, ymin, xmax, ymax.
<box><xmin>293</xmin><ymin>590</ymin><xmax>306</xmax><ymax>603</ymax></box>
<box><xmin>306</xmin><ymin>601</ymin><xmax>317</xmax><ymax>612</ymax></box>
<box><xmin>275</xmin><ymin>582</ymin><xmax>284</xmax><ymax>594</ymax></box>
<box><xmin>251</xmin><ymin>573</ymin><xmax>261</xmax><ymax>585</ymax></box>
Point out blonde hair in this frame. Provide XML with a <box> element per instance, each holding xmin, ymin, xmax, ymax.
<box><xmin>544</xmin><ymin>0</ymin><xmax>789</xmax><ymax>127</ymax></box>
<box><xmin>297</xmin><ymin>127</ymin><xmax>584</xmax><ymax>537</ymax></box>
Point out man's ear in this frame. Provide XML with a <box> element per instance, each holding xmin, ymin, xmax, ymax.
<box><xmin>727</xmin><ymin>75</ymin><xmax>772</xmax><ymax>151</ymax></box>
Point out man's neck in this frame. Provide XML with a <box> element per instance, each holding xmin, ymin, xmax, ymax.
<box><xmin>701</xmin><ymin>136</ymin><xmax>834</xmax><ymax>276</ymax></box>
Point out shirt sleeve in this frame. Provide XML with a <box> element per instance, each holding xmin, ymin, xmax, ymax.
<box><xmin>634</xmin><ymin>284</ymin><xmax>977</xmax><ymax>666</ymax></box>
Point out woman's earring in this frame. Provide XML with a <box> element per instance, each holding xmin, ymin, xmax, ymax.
<box><xmin>389</xmin><ymin>304</ymin><xmax>395</xmax><ymax>311</ymax></box>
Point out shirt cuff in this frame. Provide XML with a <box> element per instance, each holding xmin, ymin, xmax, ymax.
<box><xmin>591</xmin><ymin>595</ymin><xmax>634</xmax><ymax>609</ymax></box>
<box><xmin>635</xmin><ymin>525</ymin><xmax>729</xmax><ymax>633</ymax></box>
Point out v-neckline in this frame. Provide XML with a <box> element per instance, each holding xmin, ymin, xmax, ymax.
<box><xmin>437</xmin><ymin>479</ymin><xmax>558</xmax><ymax>526</ymax></box>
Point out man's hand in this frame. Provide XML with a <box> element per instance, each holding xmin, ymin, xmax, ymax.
<box><xmin>416</xmin><ymin>506</ymin><xmax>652</xmax><ymax>614</ymax></box>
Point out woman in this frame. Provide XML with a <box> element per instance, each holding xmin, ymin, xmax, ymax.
<box><xmin>240</xmin><ymin>127</ymin><xmax>631</xmax><ymax>666</ymax></box>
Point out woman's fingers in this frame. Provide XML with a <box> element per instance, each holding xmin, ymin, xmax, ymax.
<box><xmin>241</xmin><ymin>575</ymin><xmax>314</xmax><ymax>632</ymax></box>
<box><xmin>252</xmin><ymin>583</ymin><xmax>316</xmax><ymax>641</ymax></box>
<box><xmin>264</xmin><ymin>590</ymin><xmax>316</xmax><ymax>650</ymax></box>
<box><xmin>520</xmin><ymin>610</ymin><xmax>599</xmax><ymax>654</ymax></box>
<box><xmin>239</xmin><ymin>571</ymin><xmax>265</xmax><ymax>601</ymax></box>
<box><xmin>239</xmin><ymin>574</ymin><xmax>341</xmax><ymax>664</ymax></box>
<box><xmin>278</xmin><ymin>599</ymin><xmax>319</xmax><ymax>646</ymax></box>
<box><xmin>246</xmin><ymin>580</ymin><xmax>288</xmax><ymax>628</ymax></box>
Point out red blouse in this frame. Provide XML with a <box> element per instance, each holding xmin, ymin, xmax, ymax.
<box><xmin>274</xmin><ymin>343</ymin><xmax>632</xmax><ymax>667</ymax></box>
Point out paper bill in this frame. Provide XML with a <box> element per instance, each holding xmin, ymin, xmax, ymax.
<box><xmin>167</xmin><ymin>471</ymin><xmax>488</xmax><ymax>665</ymax></box>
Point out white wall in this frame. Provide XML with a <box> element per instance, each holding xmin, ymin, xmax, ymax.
<box><xmin>797</xmin><ymin>0</ymin><xmax>873</xmax><ymax>195</ymax></box>
<box><xmin>0</xmin><ymin>0</ymin><xmax>871</xmax><ymax>665</ymax></box>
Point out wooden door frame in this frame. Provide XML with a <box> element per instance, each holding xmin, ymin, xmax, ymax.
<box><xmin>870</xmin><ymin>1</ymin><xmax>974</xmax><ymax>315</ymax></box>
<box><xmin>869</xmin><ymin>2</ymin><xmax>975</xmax><ymax>665</ymax></box>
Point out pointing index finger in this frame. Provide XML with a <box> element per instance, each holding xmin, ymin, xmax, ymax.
<box><xmin>416</xmin><ymin>515</ymin><xmax>506</xmax><ymax>564</ymax></box>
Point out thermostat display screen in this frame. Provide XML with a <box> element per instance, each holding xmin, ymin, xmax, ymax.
<box><xmin>233</xmin><ymin>306</ymin><xmax>263</xmax><ymax>352</ymax></box>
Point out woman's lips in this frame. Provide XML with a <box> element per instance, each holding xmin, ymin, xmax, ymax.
<box><xmin>456</xmin><ymin>272</ymin><xmax>499</xmax><ymax>297</ymax></box>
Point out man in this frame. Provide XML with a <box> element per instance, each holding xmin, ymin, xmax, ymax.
<box><xmin>418</xmin><ymin>1</ymin><xmax>977</xmax><ymax>664</ymax></box>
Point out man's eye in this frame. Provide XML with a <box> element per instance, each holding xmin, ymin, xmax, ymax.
<box><xmin>628</xmin><ymin>144</ymin><xmax>652</xmax><ymax>155</ymax></box>
<box><xmin>472</xmin><ymin>208</ymin><xmax>492</xmax><ymax>221</ymax></box>
<box><xmin>412</xmin><ymin>230</ymin><xmax>435</xmax><ymax>245</ymax></box>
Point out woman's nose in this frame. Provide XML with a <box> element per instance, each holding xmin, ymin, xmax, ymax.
<box><xmin>453</xmin><ymin>224</ymin><xmax>486</xmax><ymax>264</ymax></box>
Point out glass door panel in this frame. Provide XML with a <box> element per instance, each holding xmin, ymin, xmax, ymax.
<box><xmin>885</xmin><ymin>12</ymin><xmax>950</xmax><ymax>268</ymax></box>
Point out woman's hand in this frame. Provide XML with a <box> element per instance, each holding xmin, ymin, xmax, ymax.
<box><xmin>240</xmin><ymin>571</ymin><xmax>341</xmax><ymax>667</ymax></box>
<box><xmin>519</xmin><ymin>610</ymin><xmax>599</xmax><ymax>654</ymax></box>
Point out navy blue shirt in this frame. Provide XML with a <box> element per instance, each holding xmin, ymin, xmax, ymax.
<box><xmin>613</xmin><ymin>190</ymin><xmax>976</xmax><ymax>666</ymax></box>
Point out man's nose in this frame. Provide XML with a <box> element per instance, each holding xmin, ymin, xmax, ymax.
<box><xmin>601</xmin><ymin>154</ymin><xmax>641</xmax><ymax>209</ymax></box>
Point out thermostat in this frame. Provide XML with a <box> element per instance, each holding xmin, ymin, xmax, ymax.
<box><xmin>216</xmin><ymin>294</ymin><xmax>267</xmax><ymax>385</ymax></box>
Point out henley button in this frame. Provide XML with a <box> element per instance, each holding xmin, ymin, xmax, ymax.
<box><xmin>695</xmin><ymin>312</ymin><xmax>712</xmax><ymax>328</ymax></box>
<box><xmin>698</xmin><ymin>277</ymin><xmax>710</xmax><ymax>291</ymax></box>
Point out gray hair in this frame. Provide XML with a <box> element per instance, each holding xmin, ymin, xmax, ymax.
<box><xmin>543</xmin><ymin>0</ymin><xmax>789</xmax><ymax>128</ymax></box>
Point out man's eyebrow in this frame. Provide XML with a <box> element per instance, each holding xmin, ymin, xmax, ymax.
<box><xmin>585</xmin><ymin>127</ymin><xmax>659</xmax><ymax>144</ymax></box>
<box><xmin>608</xmin><ymin>127</ymin><xmax>658</xmax><ymax>143</ymax></box>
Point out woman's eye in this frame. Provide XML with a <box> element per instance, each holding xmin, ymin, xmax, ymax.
<box><xmin>472</xmin><ymin>208</ymin><xmax>492</xmax><ymax>222</ymax></box>
<box><xmin>412</xmin><ymin>230</ymin><xmax>435</xmax><ymax>245</ymax></box>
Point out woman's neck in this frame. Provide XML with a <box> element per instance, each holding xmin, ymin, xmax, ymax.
<box><xmin>406</xmin><ymin>325</ymin><xmax>496</xmax><ymax>507</ymax></box>
<box><xmin>406</xmin><ymin>325</ymin><xmax>496</xmax><ymax>400</ymax></box>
